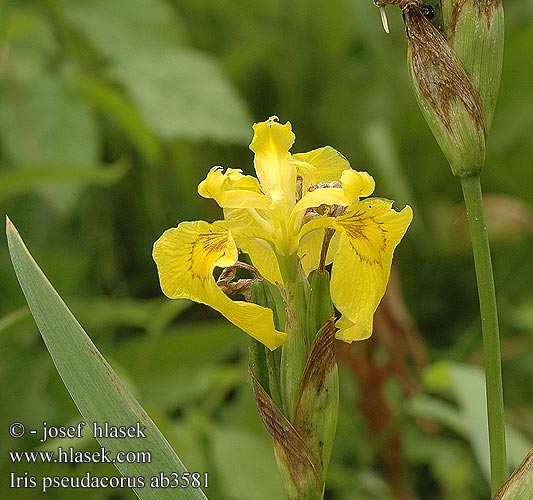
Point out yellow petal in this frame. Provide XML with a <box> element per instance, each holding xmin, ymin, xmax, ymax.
<box><xmin>292</xmin><ymin>187</ymin><xmax>352</xmax><ymax>214</ymax></box>
<box><xmin>293</xmin><ymin>146</ymin><xmax>350</xmax><ymax>185</ymax></box>
<box><xmin>198</xmin><ymin>166</ymin><xmax>270</xmax><ymax>209</ymax></box>
<box><xmin>298</xmin><ymin>227</ymin><xmax>340</xmax><ymax>276</ymax></box>
<box><xmin>249</xmin><ymin>117</ymin><xmax>296</xmax><ymax>209</ymax></box>
<box><xmin>331</xmin><ymin>199</ymin><xmax>413</xmax><ymax>342</ymax></box>
<box><xmin>224</xmin><ymin>207</ymin><xmax>284</xmax><ymax>285</ymax></box>
<box><xmin>238</xmin><ymin>237</ymin><xmax>284</xmax><ymax>285</ymax></box>
<box><xmin>334</xmin><ymin>315</ymin><xmax>366</xmax><ymax>341</ymax></box>
<box><xmin>152</xmin><ymin>220</ymin><xmax>287</xmax><ymax>350</ymax></box>
<box><xmin>340</xmin><ymin>169</ymin><xmax>375</xmax><ymax>203</ymax></box>
<box><xmin>290</xmin><ymin>170</ymin><xmax>375</xmax><ymax>227</ymax></box>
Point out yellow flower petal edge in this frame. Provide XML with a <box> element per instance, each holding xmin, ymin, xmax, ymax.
<box><xmin>331</xmin><ymin>199</ymin><xmax>413</xmax><ymax>342</ymax></box>
<box><xmin>152</xmin><ymin>220</ymin><xmax>287</xmax><ymax>350</ymax></box>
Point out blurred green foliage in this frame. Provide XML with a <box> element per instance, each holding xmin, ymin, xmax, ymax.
<box><xmin>1</xmin><ymin>0</ymin><xmax>532</xmax><ymax>499</ymax></box>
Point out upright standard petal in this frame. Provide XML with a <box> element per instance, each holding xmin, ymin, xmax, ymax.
<box><xmin>153</xmin><ymin>220</ymin><xmax>287</xmax><ymax>350</ymax></box>
<box><xmin>330</xmin><ymin>199</ymin><xmax>413</xmax><ymax>342</ymax></box>
<box><xmin>249</xmin><ymin>117</ymin><xmax>296</xmax><ymax>209</ymax></box>
<box><xmin>293</xmin><ymin>146</ymin><xmax>351</xmax><ymax>188</ymax></box>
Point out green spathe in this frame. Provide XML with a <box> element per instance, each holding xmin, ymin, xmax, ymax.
<box><xmin>492</xmin><ymin>448</ymin><xmax>533</xmax><ymax>500</ymax></box>
<box><xmin>250</xmin><ymin>318</ymin><xmax>339</xmax><ymax>500</ymax></box>
<box><xmin>445</xmin><ymin>0</ymin><xmax>505</xmax><ymax>132</ymax></box>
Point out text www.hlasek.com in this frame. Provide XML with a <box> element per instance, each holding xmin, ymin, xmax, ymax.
<box><xmin>10</xmin><ymin>446</ymin><xmax>151</xmax><ymax>464</ymax></box>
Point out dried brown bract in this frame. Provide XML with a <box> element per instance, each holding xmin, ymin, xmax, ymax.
<box><xmin>402</xmin><ymin>4</ymin><xmax>485</xmax><ymax>139</ymax></box>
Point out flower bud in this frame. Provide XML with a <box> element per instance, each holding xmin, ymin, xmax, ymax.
<box><xmin>292</xmin><ymin>318</ymin><xmax>339</xmax><ymax>482</ymax></box>
<box><xmin>403</xmin><ymin>6</ymin><xmax>486</xmax><ymax>177</ymax></box>
<box><xmin>445</xmin><ymin>0</ymin><xmax>505</xmax><ymax>132</ymax></box>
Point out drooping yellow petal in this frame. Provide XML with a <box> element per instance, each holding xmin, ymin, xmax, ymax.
<box><xmin>249</xmin><ymin>117</ymin><xmax>296</xmax><ymax>209</ymax></box>
<box><xmin>152</xmin><ymin>220</ymin><xmax>287</xmax><ymax>350</ymax></box>
<box><xmin>198</xmin><ymin>166</ymin><xmax>270</xmax><ymax>209</ymax></box>
<box><xmin>331</xmin><ymin>199</ymin><xmax>413</xmax><ymax>342</ymax></box>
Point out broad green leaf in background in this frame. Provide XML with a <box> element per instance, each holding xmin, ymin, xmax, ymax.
<box><xmin>211</xmin><ymin>424</ymin><xmax>285</xmax><ymax>500</ymax></box>
<box><xmin>0</xmin><ymin>162</ymin><xmax>127</xmax><ymax>203</ymax></box>
<box><xmin>448</xmin><ymin>363</ymin><xmax>492</xmax><ymax>482</ymax></box>
<box><xmin>0</xmin><ymin>72</ymin><xmax>99</xmax><ymax>211</ymax></box>
<box><xmin>6</xmin><ymin>217</ymin><xmax>208</xmax><ymax>500</ymax></box>
<box><xmin>1</xmin><ymin>7</ymin><xmax>57</xmax><ymax>81</ymax></box>
<box><xmin>0</xmin><ymin>74</ymin><xmax>98</xmax><ymax>167</ymax></box>
<box><xmin>413</xmin><ymin>362</ymin><xmax>533</xmax><ymax>484</ymax></box>
<box><xmin>60</xmin><ymin>0</ymin><xmax>185</xmax><ymax>64</ymax></box>
<box><xmin>109</xmin><ymin>49</ymin><xmax>252</xmax><ymax>143</ymax></box>
<box><xmin>60</xmin><ymin>0</ymin><xmax>251</xmax><ymax>143</ymax></box>
<box><xmin>77</xmin><ymin>76</ymin><xmax>161</xmax><ymax>166</ymax></box>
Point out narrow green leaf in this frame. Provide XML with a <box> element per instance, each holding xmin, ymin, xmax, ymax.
<box><xmin>6</xmin><ymin>217</ymin><xmax>208</xmax><ymax>500</ymax></box>
<box><xmin>306</xmin><ymin>269</ymin><xmax>334</xmax><ymax>345</ymax></box>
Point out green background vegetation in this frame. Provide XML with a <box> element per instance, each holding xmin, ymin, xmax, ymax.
<box><xmin>1</xmin><ymin>0</ymin><xmax>532</xmax><ymax>499</ymax></box>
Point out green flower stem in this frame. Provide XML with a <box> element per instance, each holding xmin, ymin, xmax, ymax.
<box><xmin>460</xmin><ymin>174</ymin><xmax>507</xmax><ymax>493</ymax></box>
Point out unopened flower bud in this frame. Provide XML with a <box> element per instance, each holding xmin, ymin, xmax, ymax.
<box><xmin>375</xmin><ymin>0</ymin><xmax>504</xmax><ymax>177</ymax></box>
<box><xmin>403</xmin><ymin>4</ymin><xmax>486</xmax><ymax>177</ymax></box>
<box><xmin>444</xmin><ymin>0</ymin><xmax>505</xmax><ymax>132</ymax></box>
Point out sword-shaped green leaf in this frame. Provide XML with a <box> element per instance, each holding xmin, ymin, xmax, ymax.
<box><xmin>6</xmin><ymin>216</ymin><xmax>208</xmax><ymax>500</ymax></box>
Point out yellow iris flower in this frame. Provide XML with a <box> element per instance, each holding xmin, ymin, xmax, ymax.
<box><xmin>153</xmin><ymin>117</ymin><xmax>412</xmax><ymax>350</ymax></box>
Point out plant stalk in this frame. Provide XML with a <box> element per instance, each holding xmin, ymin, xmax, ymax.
<box><xmin>460</xmin><ymin>174</ymin><xmax>507</xmax><ymax>493</ymax></box>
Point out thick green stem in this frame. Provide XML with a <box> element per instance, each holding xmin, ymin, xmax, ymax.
<box><xmin>460</xmin><ymin>174</ymin><xmax>507</xmax><ymax>493</ymax></box>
